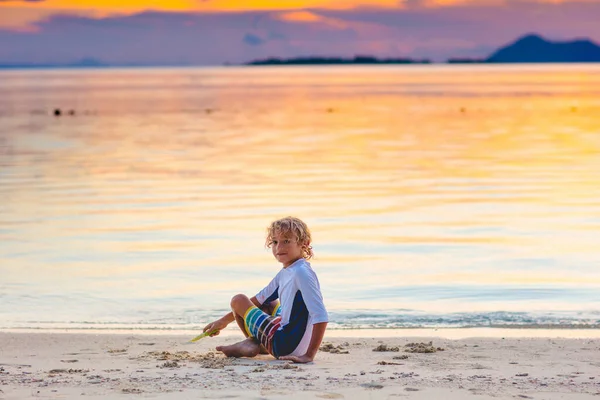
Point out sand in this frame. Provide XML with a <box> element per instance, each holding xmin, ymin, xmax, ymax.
<box><xmin>1</xmin><ymin>331</ymin><xmax>600</xmax><ymax>399</ymax></box>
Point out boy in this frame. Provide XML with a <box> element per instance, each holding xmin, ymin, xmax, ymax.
<box><xmin>202</xmin><ymin>217</ymin><xmax>328</xmax><ymax>363</ymax></box>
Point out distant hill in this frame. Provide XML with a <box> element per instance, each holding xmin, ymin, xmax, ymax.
<box><xmin>0</xmin><ymin>58</ymin><xmax>108</xmax><ymax>69</ymax></box>
<box><xmin>486</xmin><ymin>34</ymin><xmax>600</xmax><ymax>63</ymax></box>
<box><xmin>252</xmin><ymin>35</ymin><xmax>600</xmax><ymax>65</ymax></box>
<box><xmin>0</xmin><ymin>58</ymin><xmax>194</xmax><ymax>69</ymax></box>
<box><xmin>245</xmin><ymin>56</ymin><xmax>431</xmax><ymax>66</ymax></box>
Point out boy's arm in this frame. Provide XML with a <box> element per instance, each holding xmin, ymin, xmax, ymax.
<box><xmin>203</xmin><ymin>296</ymin><xmax>261</xmax><ymax>335</ymax></box>
<box><xmin>280</xmin><ymin>322</ymin><xmax>327</xmax><ymax>363</ymax></box>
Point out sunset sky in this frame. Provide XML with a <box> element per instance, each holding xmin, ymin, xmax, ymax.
<box><xmin>1</xmin><ymin>0</ymin><xmax>600</xmax><ymax>65</ymax></box>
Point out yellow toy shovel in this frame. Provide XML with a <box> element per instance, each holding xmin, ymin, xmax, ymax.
<box><xmin>189</xmin><ymin>329</ymin><xmax>219</xmax><ymax>343</ymax></box>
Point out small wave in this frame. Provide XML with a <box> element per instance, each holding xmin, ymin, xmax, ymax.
<box><xmin>326</xmin><ymin>310</ymin><xmax>600</xmax><ymax>329</ymax></box>
<box><xmin>2</xmin><ymin>310</ymin><xmax>599</xmax><ymax>331</ymax></box>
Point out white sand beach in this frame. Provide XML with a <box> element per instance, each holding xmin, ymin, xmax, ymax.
<box><xmin>1</xmin><ymin>331</ymin><xmax>600</xmax><ymax>399</ymax></box>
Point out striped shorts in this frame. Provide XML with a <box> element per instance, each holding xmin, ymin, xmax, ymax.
<box><xmin>243</xmin><ymin>303</ymin><xmax>282</xmax><ymax>356</ymax></box>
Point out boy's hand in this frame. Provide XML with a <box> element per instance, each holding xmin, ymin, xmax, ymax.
<box><xmin>279</xmin><ymin>354</ymin><xmax>314</xmax><ymax>363</ymax></box>
<box><xmin>202</xmin><ymin>318</ymin><xmax>228</xmax><ymax>336</ymax></box>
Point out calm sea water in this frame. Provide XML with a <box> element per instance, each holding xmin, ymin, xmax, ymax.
<box><xmin>1</xmin><ymin>65</ymin><xmax>600</xmax><ymax>332</ymax></box>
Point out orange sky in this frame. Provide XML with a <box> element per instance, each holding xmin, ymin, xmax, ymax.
<box><xmin>3</xmin><ymin>0</ymin><xmax>394</xmax><ymax>30</ymax></box>
<box><xmin>1</xmin><ymin>0</ymin><xmax>399</xmax><ymax>14</ymax></box>
<box><xmin>0</xmin><ymin>0</ymin><xmax>591</xmax><ymax>31</ymax></box>
<box><xmin>0</xmin><ymin>0</ymin><xmax>584</xmax><ymax>31</ymax></box>
<box><xmin>0</xmin><ymin>0</ymin><xmax>582</xmax><ymax>14</ymax></box>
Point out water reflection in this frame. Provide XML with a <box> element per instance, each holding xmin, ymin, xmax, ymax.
<box><xmin>1</xmin><ymin>65</ymin><xmax>600</xmax><ymax>328</ymax></box>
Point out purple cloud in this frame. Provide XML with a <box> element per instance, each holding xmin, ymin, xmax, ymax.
<box><xmin>243</xmin><ymin>33</ymin><xmax>266</xmax><ymax>46</ymax></box>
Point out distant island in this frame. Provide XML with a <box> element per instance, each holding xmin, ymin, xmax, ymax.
<box><xmin>0</xmin><ymin>57</ymin><xmax>109</xmax><ymax>69</ymax></box>
<box><xmin>244</xmin><ymin>55</ymin><xmax>431</xmax><ymax>65</ymax></box>
<box><xmin>1</xmin><ymin>34</ymin><xmax>600</xmax><ymax>69</ymax></box>
<box><xmin>0</xmin><ymin>58</ymin><xmax>193</xmax><ymax>70</ymax></box>
<box><xmin>486</xmin><ymin>34</ymin><xmax>600</xmax><ymax>63</ymax></box>
<box><xmin>245</xmin><ymin>34</ymin><xmax>600</xmax><ymax>65</ymax></box>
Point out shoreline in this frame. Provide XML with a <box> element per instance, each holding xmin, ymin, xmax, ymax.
<box><xmin>1</xmin><ymin>331</ymin><xmax>599</xmax><ymax>399</ymax></box>
<box><xmin>3</xmin><ymin>327</ymin><xmax>600</xmax><ymax>339</ymax></box>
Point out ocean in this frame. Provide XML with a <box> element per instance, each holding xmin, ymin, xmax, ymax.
<box><xmin>1</xmin><ymin>64</ymin><xmax>600</xmax><ymax>332</ymax></box>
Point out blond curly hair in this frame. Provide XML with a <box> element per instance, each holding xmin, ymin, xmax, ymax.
<box><xmin>265</xmin><ymin>216</ymin><xmax>314</xmax><ymax>260</ymax></box>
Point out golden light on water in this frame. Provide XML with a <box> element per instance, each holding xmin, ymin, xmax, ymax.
<box><xmin>1</xmin><ymin>65</ymin><xmax>600</xmax><ymax>323</ymax></box>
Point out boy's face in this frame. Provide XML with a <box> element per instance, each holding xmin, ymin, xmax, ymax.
<box><xmin>270</xmin><ymin>230</ymin><xmax>305</xmax><ymax>268</ymax></box>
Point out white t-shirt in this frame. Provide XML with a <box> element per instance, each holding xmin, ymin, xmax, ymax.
<box><xmin>255</xmin><ymin>258</ymin><xmax>328</xmax><ymax>357</ymax></box>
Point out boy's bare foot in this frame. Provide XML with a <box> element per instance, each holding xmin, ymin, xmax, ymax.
<box><xmin>216</xmin><ymin>338</ymin><xmax>260</xmax><ymax>358</ymax></box>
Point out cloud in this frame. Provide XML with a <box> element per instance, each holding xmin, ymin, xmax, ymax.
<box><xmin>278</xmin><ymin>10</ymin><xmax>323</xmax><ymax>22</ymax></box>
<box><xmin>243</xmin><ymin>33</ymin><xmax>265</xmax><ymax>46</ymax></box>
<box><xmin>276</xmin><ymin>10</ymin><xmax>349</xmax><ymax>29</ymax></box>
<box><xmin>196</xmin><ymin>0</ymin><xmax>401</xmax><ymax>12</ymax></box>
<box><xmin>0</xmin><ymin>6</ymin><xmax>99</xmax><ymax>32</ymax></box>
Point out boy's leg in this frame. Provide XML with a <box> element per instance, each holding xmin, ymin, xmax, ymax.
<box><xmin>258</xmin><ymin>300</ymin><xmax>278</xmax><ymax>354</ymax></box>
<box><xmin>233</xmin><ymin>300</ymin><xmax>278</xmax><ymax>355</ymax></box>
<box><xmin>216</xmin><ymin>294</ymin><xmax>261</xmax><ymax>358</ymax></box>
<box><xmin>232</xmin><ymin>314</ymin><xmax>269</xmax><ymax>354</ymax></box>
<box><xmin>233</xmin><ymin>299</ymin><xmax>276</xmax><ymax>334</ymax></box>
